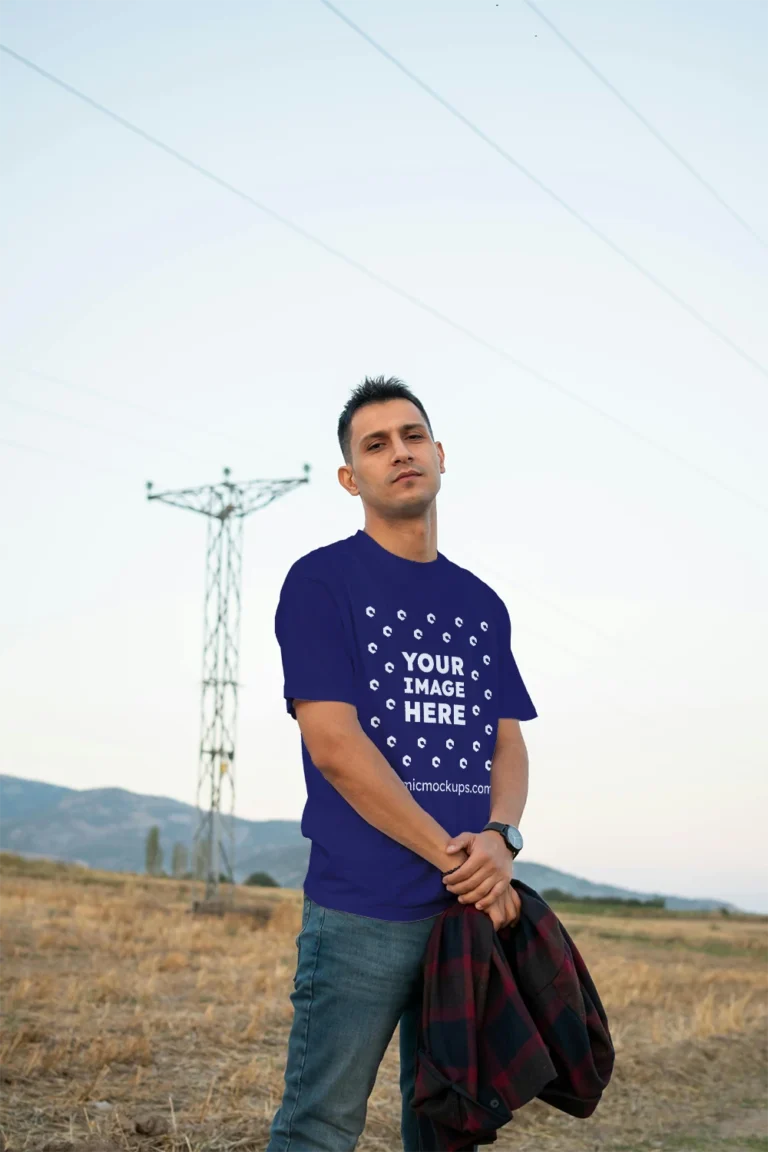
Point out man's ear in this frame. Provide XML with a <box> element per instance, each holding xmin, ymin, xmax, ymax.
<box><xmin>338</xmin><ymin>464</ymin><xmax>359</xmax><ymax>497</ymax></box>
<box><xmin>435</xmin><ymin>441</ymin><xmax>446</xmax><ymax>474</ymax></box>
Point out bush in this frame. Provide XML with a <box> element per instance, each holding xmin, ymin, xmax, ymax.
<box><xmin>244</xmin><ymin>870</ymin><xmax>279</xmax><ymax>888</ymax></box>
<box><xmin>542</xmin><ymin>887</ymin><xmax>665</xmax><ymax>909</ymax></box>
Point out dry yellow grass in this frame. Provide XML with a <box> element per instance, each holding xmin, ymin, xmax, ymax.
<box><xmin>0</xmin><ymin>854</ymin><xmax>766</xmax><ymax>1152</ymax></box>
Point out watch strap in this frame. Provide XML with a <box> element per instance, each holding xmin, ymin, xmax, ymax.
<box><xmin>484</xmin><ymin>821</ymin><xmax>521</xmax><ymax>857</ymax></box>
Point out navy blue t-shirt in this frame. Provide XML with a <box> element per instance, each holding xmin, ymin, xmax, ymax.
<box><xmin>274</xmin><ymin>529</ymin><xmax>537</xmax><ymax>921</ymax></box>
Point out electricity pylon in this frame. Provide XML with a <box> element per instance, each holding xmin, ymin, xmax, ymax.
<box><xmin>147</xmin><ymin>464</ymin><xmax>310</xmax><ymax>902</ymax></box>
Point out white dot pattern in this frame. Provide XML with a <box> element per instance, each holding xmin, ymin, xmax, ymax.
<box><xmin>358</xmin><ymin>599</ymin><xmax>502</xmax><ymax>778</ymax></box>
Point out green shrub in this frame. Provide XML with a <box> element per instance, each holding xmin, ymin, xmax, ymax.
<box><xmin>244</xmin><ymin>870</ymin><xmax>279</xmax><ymax>888</ymax></box>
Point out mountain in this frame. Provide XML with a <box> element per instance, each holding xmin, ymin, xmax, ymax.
<box><xmin>0</xmin><ymin>774</ymin><xmax>737</xmax><ymax>911</ymax></box>
<box><xmin>0</xmin><ymin>773</ymin><xmax>303</xmax><ymax>879</ymax></box>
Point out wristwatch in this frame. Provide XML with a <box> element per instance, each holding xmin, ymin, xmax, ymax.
<box><xmin>483</xmin><ymin>821</ymin><xmax>523</xmax><ymax>859</ymax></box>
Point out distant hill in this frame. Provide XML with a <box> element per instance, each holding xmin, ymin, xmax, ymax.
<box><xmin>0</xmin><ymin>773</ymin><xmax>737</xmax><ymax>911</ymax></box>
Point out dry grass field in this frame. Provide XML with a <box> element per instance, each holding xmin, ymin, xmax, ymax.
<box><xmin>1</xmin><ymin>853</ymin><xmax>766</xmax><ymax>1152</ymax></box>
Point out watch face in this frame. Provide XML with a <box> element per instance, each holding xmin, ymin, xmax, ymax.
<box><xmin>506</xmin><ymin>826</ymin><xmax>523</xmax><ymax>852</ymax></box>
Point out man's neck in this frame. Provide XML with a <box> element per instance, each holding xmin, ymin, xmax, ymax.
<box><xmin>362</xmin><ymin>512</ymin><xmax>438</xmax><ymax>564</ymax></box>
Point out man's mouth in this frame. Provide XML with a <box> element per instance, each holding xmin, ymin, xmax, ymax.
<box><xmin>394</xmin><ymin>471</ymin><xmax>421</xmax><ymax>483</ymax></box>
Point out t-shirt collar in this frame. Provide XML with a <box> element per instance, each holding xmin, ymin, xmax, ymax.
<box><xmin>352</xmin><ymin>529</ymin><xmax>446</xmax><ymax>581</ymax></box>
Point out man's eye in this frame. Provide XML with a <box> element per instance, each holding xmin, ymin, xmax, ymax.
<box><xmin>409</xmin><ymin>434</ymin><xmax>422</xmax><ymax>440</ymax></box>
<box><xmin>369</xmin><ymin>443</ymin><xmax>382</xmax><ymax>450</ymax></box>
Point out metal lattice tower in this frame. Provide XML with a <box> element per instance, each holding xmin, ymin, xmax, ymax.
<box><xmin>147</xmin><ymin>464</ymin><xmax>310</xmax><ymax>902</ymax></box>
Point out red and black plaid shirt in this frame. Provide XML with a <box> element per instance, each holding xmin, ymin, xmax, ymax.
<box><xmin>412</xmin><ymin>879</ymin><xmax>615</xmax><ymax>1151</ymax></box>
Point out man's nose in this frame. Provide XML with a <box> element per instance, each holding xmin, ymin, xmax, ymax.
<box><xmin>391</xmin><ymin>438</ymin><xmax>414</xmax><ymax>462</ymax></box>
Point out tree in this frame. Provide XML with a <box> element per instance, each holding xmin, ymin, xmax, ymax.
<box><xmin>245</xmin><ymin>870</ymin><xmax>279</xmax><ymax>888</ymax></box>
<box><xmin>171</xmin><ymin>842</ymin><xmax>188</xmax><ymax>878</ymax></box>
<box><xmin>541</xmin><ymin>887</ymin><xmax>573</xmax><ymax>902</ymax></box>
<box><xmin>145</xmin><ymin>825</ymin><xmax>163</xmax><ymax>876</ymax></box>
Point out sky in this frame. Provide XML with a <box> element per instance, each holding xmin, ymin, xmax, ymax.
<box><xmin>1</xmin><ymin>0</ymin><xmax>766</xmax><ymax>912</ymax></box>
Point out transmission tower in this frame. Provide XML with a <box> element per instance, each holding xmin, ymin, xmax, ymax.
<box><xmin>147</xmin><ymin>464</ymin><xmax>310</xmax><ymax>903</ymax></box>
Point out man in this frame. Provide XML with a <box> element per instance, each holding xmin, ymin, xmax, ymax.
<box><xmin>267</xmin><ymin>376</ymin><xmax>537</xmax><ymax>1152</ymax></box>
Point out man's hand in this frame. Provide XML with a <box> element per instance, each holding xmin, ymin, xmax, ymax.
<box><xmin>480</xmin><ymin>885</ymin><xmax>522</xmax><ymax>932</ymax></box>
<box><xmin>441</xmin><ymin>829</ymin><xmax>514</xmax><ymax>910</ymax></box>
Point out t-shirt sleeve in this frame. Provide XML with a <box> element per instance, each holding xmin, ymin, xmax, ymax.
<box><xmin>274</xmin><ymin>566</ymin><xmax>357</xmax><ymax>720</ymax></box>
<box><xmin>497</xmin><ymin>597</ymin><xmax>538</xmax><ymax>721</ymax></box>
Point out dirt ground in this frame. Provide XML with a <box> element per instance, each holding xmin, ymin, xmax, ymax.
<box><xmin>0</xmin><ymin>855</ymin><xmax>766</xmax><ymax>1152</ymax></box>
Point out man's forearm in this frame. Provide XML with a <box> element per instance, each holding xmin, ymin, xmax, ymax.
<box><xmin>318</xmin><ymin>730</ymin><xmax>465</xmax><ymax>874</ymax></box>
<box><xmin>489</xmin><ymin>734</ymin><xmax>529</xmax><ymax>827</ymax></box>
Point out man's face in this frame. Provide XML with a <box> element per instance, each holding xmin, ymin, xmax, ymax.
<box><xmin>338</xmin><ymin>398</ymin><xmax>445</xmax><ymax>518</ymax></box>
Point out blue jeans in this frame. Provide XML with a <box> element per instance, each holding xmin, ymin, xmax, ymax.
<box><xmin>267</xmin><ymin>893</ymin><xmax>478</xmax><ymax>1151</ymax></box>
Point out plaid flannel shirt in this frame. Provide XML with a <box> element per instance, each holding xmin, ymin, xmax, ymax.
<box><xmin>411</xmin><ymin>879</ymin><xmax>615</xmax><ymax>1151</ymax></box>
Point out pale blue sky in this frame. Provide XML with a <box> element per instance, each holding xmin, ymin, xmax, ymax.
<box><xmin>1</xmin><ymin>1</ymin><xmax>766</xmax><ymax>910</ymax></box>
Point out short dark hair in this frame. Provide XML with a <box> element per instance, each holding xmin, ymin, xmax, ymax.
<box><xmin>337</xmin><ymin>376</ymin><xmax>434</xmax><ymax>463</ymax></box>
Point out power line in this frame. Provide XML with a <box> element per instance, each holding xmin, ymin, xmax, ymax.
<box><xmin>1</xmin><ymin>44</ymin><xmax>765</xmax><ymax>517</ymax></box>
<box><xmin>4</xmin><ymin>363</ymin><xmax>265</xmax><ymax>454</ymax></box>
<box><xmin>317</xmin><ymin>1</ymin><xmax>768</xmax><ymax>378</ymax></box>
<box><xmin>1</xmin><ymin>434</ymin><xmax>72</xmax><ymax>461</ymax></box>
<box><xmin>450</xmin><ymin>554</ymin><xmax>668</xmax><ymax>724</ymax></box>
<box><xmin>0</xmin><ymin>393</ymin><xmax>206</xmax><ymax>466</ymax></box>
<box><xmin>458</xmin><ymin>550</ymin><xmax>618</xmax><ymax>644</ymax></box>
<box><xmin>0</xmin><ymin>433</ymin><xmax>136</xmax><ymax>479</ymax></box>
<box><xmin>521</xmin><ymin>0</ymin><xmax>767</xmax><ymax>249</ymax></box>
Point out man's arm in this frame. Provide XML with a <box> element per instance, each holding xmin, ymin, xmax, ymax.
<box><xmin>440</xmin><ymin>718</ymin><xmax>529</xmax><ymax>909</ymax></box>
<box><xmin>489</xmin><ymin>717</ymin><xmax>529</xmax><ymax>826</ymax></box>
<box><xmin>294</xmin><ymin>699</ymin><xmax>468</xmax><ymax>875</ymax></box>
